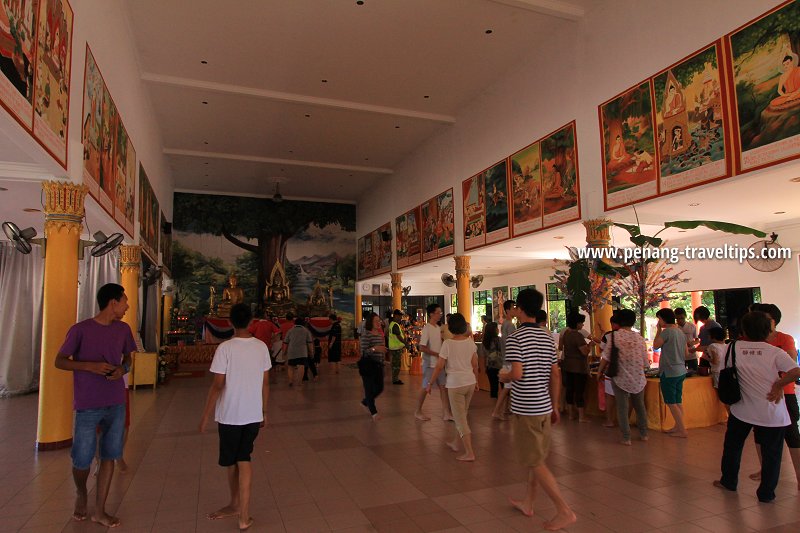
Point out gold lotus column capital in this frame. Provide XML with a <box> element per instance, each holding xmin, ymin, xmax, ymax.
<box><xmin>454</xmin><ymin>255</ymin><xmax>471</xmax><ymax>275</ymax></box>
<box><xmin>42</xmin><ymin>180</ymin><xmax>87</xmax><ymax>234</ymax></box>
<box><xmin>583</xmin><ymin>218</ymin><xmax>612</xmax><ymax>247</ymax></box>
<box><xmin>119</xmin><ymin>245</ymin><xmax>142</xmax><ymax>273</ymax></box>
<box><xmin>390</xmin><ymin>272</ymin><xmax>402</xmax><ymax>290</ymax></box>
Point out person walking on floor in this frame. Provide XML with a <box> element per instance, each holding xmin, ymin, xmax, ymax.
<box><xmin>428</xmin><ymin>313</ymin><xmax>480</xmax><ymax>461</ymax></box>
<box><xmin>714</xmin><ymin>311</ymin><xmax>800</xmax><ymax>503</ymax></box>
<box><xmin>559</xmin><ymin>311</ymin><xmax>594</xmax><ymax>422</ymax></box>
<box><xmin>327</xmin><ymin>314</ymin><xmax>342</xmax><ymax>374</ymax></box>
<box><xmin>492</xmin><ymin>299</ymin><xmax>518</xmax><ymax>420</ymax></box>
<box><xmin>500</xmin><ymin>288</ymin><xmax>576</xmax><ymax>531</ymax></box>
<box><xmin>654</xmin><ymin>308</ymin><xmax>688</xmax><ymax>437</ymax></box>
<box><xmin>478</xmin><ymin>321</ymin><xmax>503</xmax><ymax>400</ymax></box>
<box><xmin>387</xmin><ymin>309</ymin><xmax>407</xmax><ymax>385</ymax></box>
<box><xmin>598</xmin><ymin>309</ymin><xmax>649</xmax><ymax>446</ymax></box>
<box><xmin>55</xmin><ymin>283</ymin><xmax>137</xmax><ymax>528</ymax></box>
<box><xmin>283</xmin><ymin>317</ymin><xmax>313</xmax><ymax>389</ymax></box>
<box><xmin>414</xmin><ymin>303</ymin><xmax>453</xmax><ymax>421</ymax></box>
<box><xmin>199</xmin><ymin>304</ymin><xmax>271</xmax><ymax>531</ymax></box>
<box><xmin>359</xmin><ymin>312</ymin><xmax>388</xmax><ymax>421</ymax></box>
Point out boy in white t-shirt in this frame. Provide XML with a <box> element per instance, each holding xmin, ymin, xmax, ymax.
<box><xmin>200</xmin><ymin>304</ymin><xmax>271</xmax><ymax>531</ymax></box>
<box><xmin>414</xmin><ymin>303</ymin><xmax>453</xmax><ymax>421</ymax></box>
<box><xmin>701</xmin><ymin>326</ymin><xmax>727</xmax><ymax>388</ymax></box>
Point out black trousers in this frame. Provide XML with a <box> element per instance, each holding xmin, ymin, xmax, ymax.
<box><xmin>564</xmin><ymin>371</ymin><xmax>588</xmax><ymax>408</ymax></box>
<box><xmin>360</xmin><ymin>359</ymin><xmax>384</xmax><ymax>415</ymax></box>
<box><xmin>486</xmin><ymin>367</ymin><xmax>500</xmax><ymax>398</ymax></box>
<box><xmin>720</xmin><ymin>414</ymin><xmax>786</xmax><ymax>502</ymax></box>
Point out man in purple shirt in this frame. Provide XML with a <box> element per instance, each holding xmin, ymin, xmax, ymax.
<box><xmin>55</xmin><ymin>283</ymin><xmax>137</xmax><ymax>528</ymax></box>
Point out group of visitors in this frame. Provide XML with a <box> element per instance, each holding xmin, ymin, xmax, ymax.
<box><xmin>53</xmin><ymin>282</ymin><xmax>800</xmax><ymax>531</ymax></box>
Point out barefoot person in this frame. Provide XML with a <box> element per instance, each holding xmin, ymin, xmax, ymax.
<box><xmin>654</xmin><ymin>308</ymin><xmax>688</xmax><ymax>438</ymax></box>
<box><xmin>200</xmin><ymin>304</ymin><xmax>271</xmax><ymax>531</ymax></box>
<box><xmin>427</xmin><ymin>313</ymin><xmax>479</xmax><ymax>461</ymax></box>
<box><xmin>55</xmin><ymin>283</ymin><xmax>137</xmax><ymax>528</ymax></box>
<box><xmin>414</xmin><ymin>303</ymin><xmax>453</xmax><ymax>421</ymax></box>
<box><xmin>501</xmin><ymin>289</ymin><xmax>576</xmax><ymax>531</ymax></box>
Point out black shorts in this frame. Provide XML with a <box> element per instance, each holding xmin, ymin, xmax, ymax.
<box><xmin>218</xmin><ymin>422</ymin><xmax>260</xmax><ymax>466</ymax></box>
<box><xmin>288</xmin><ymin>357</ymin><xmax>308</xmax><ymax>367</ymax></box>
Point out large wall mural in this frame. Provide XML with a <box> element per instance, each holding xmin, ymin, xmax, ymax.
<box><xmin>172</xmin><ymin>192</ymin><xmax>357</xmax><ymax>334</ymax></box>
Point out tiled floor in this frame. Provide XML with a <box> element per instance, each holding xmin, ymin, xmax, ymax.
<box><xmin>1</xmin><ymin>362</ymin><xmax>799</xmax><ymax>532</ymax></box>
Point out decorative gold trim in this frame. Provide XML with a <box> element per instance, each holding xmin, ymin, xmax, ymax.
<box><xmin>454</xmin><ymin>255</ymin><xmax>471</xmax><ymax>275</ymax></box>
<box><xmin>42</xmin><ymin>180</ymin><xmax>87</xmax><ymax>217</ymax></box>
<box><xmin>119</xmin><ymin>245</ymin><xmax>142</xmax><ymax>272</ymax></box>
<box><xmin>390</xmin><ymin>272</ymin><xmax>402</xmax><ymax>290</ymax></box>
<box><xmin>583</xmin><ymin>218</ymin><xmax>612</xmax><ymax>247</ymax></box>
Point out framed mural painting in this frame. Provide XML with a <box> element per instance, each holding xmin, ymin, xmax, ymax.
<box><xmin>541</xmin><ymin>122</ymin><xmax>580</xmax><ymax>228</ymax></box>
<box><xmin>0</xmin><ymin>0</ymin><xmax>37</xmax><ymax>130</ymax></box>
<box><xmin>421</xmin><ymin>188</ymin><xmax>454</xmax><ymax>262</ymax></box>
<box><xmin>113</xmin><ymin>121</ymin><xmax>136</xmax><ymax>236</ymax></box>
<box><xmin>653</xmin><ymin>41</ymin><xmax>731</xmax><ymax>194</ymax></box>
<box><xmin>726</xmin><ymin>0</ymin><xmax>800</xmax><ymax>173</ymax></box>
<box><xmin>357</xmin><ymin>234</ymin><xmax>373</xmax><ymax>280</ymax></box>
<box><xmin>599</xmin><ymin>81</ymin><xmax>658</xmax><ymax>210</ymax></box>
<box><xmin>372</xmin><ymin>223</ymin><xmax>392</xmax><ymax>276</ymax></box>
<box><xmin>510</xmin><ymin>140</ymin><xmax>543</xmax><ymax>237</ymax></box>
<box><xmin>482</xmin><ymin>160</ymin><xmax>510</xmax><ymax>245</ymax></box>
<box><xmin>160</xmin><ymin>211</ymin><xmax>172</xmax><ymax>276</ymax></box>
<box><xmin>81</xmin><ymin>46</ymin><xmax>114</xmax><ymax>213</ymax></box>
<box><xmin>396</xmin><ymin>206</ymin><xmax>421</xmax><ymax>268</ymax></box>
<box><xmin>462</xmin><ymin>172</ymin><xmax>485</xmax><ymax>250</ymax></box>
<box><xmin>491</xmin><ymin>286</ymin><xmax>508</xmax><ymax>323</ymax></box>
<box><xmin>138</xmin><ymin>164</ymin><xmax>159</xmax><ymax>262</ymax></box>
<box><xmin>32</xmin><ymin>0</ymin><xmax>73</xmax><ymax>168</ymax></box>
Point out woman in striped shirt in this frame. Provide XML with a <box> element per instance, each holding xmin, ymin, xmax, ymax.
<box><xmin>359</xmin><ymin>313</ymin><xmax>388</xmax><ymax>421</ymax></box>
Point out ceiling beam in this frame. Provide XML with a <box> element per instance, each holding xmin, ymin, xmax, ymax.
<box><xmin>164</xmin><ymin>148</ymin><xmax>394</xmax><ymax>174</ymax></box>
<box><xmin>142</xmin><ymin>73</ymin><xmax>457</xmax><ymax>124</ymax></box>
<box><xmin>487</xmin><ymin>0</ymin><xmax>584</xmax><ymax>20</ymax></box>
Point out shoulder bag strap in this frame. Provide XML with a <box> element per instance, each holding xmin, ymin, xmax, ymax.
<box><xmin>724</xmin><ymin>341</ymin><xmax>736</xmax><ymax>369</ymax></box>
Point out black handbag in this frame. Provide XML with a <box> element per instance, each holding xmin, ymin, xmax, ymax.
<box><xmin>717</xmin><ymin>341</ymin><xmax>741</xmax><ymax>405</ymax></box>
<box><xmin>605</xmin><ymin>331</ymin><xmax>620</xmax><ymax>378</ymax></box>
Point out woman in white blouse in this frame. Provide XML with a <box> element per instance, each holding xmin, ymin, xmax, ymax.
<box><xmin>427</xmin><ymin>313</ymin><xmax>479</xmax><ymax>461</ymax></box>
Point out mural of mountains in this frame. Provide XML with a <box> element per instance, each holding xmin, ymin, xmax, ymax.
<box><xmin>292</xmin><ymin>252</ymin><xmax>343</xmax><ymax>273</ymax></box>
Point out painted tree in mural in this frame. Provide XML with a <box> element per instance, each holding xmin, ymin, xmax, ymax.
<box><xmin>731</xmin><ymin>2</ymin><xmax>800</xmax><ymax>68</ymax></box>
<box><xmin>173</xmin><ymin>193</ymin><xmax>356</xmax><ymax>304</ymax></box>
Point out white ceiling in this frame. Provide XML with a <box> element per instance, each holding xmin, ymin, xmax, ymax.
<box><xmin>124</xmin><ymin>0</ymin><xmax>586</xmax><ymax>200</ymax></box>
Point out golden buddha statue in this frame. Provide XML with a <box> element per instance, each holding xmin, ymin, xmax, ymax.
<box><xmin>264</xmin><ymin>261</ymin><xmax>293</xmax><ymax>315</ymax></box>
<box><xmin>217</xmin><ymin>274</ymin><xmax>244</xmax><ymax>318</ymax></box>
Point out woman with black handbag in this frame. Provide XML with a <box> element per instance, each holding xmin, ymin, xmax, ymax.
<box><xmin>359</xmin><ymin>313</ymin><xmax>388</xmax><ymax>421</ymax></box>
<box><xmin>715</xmin><ymin>311</ymin><xmax>800</xmax><ymax>502</ymax></box>
<box><xmin>597</xmin><ymin>309</ymin><xmax>649</xmax><ymax>446</ymax></box>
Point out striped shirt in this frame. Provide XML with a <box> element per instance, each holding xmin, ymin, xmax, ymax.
<box><xmin>505</xmin><ymin>323</ymin><xmax>558</xmax><ymax>416</ymax></box>
<box><xmin>360</xmin><ymin>330</ymin><xmax>385</xmax><ymax>362</ymax></box>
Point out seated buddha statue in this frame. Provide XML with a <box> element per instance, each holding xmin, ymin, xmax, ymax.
<box><xmin>217</xmin><ymin>274</ymin><xmax>244</xmax><ymax>318</ymax></box>
<box><xmin>265</xmin><ymin>261</ymin><xmax>291</xmax><ymax>304</ymax></box>
<box><xmin>308</xmin><ymin>281</ymin><xmax>327</xmax><ymax>307</ymax></box>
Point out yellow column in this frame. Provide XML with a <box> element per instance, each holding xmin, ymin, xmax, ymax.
<box><xmin>37</xmin><ymin>181</ymin><xmax>87</xmax><ymax>449</ymax></box>
<box><xmin>162</xmin><ymin>290</ymin><xmax>173</xmax><ymax>344</ymax></box>
<box><xmin>583</xmin><ymin>218</ymin><xmax>613</xmax><ymax>341</ymax></box>
<box><xmin>355</xmin><ymin>294</ymin><xmax>362</xmax><ymax>325</ymax></box>
<box><xmin>119</xmin><ymin>246</ymin><xmax>141</xmax><ymax>341</ymax></box>
<box><xmin>390</xmin><ymin>272</ymin><xmax>402</xmax><ymax>312</ymax></box>
<box><xmin>455</xmin><ymin>255</ymin><xmax>472</xmax><ymax>323</ymax></box>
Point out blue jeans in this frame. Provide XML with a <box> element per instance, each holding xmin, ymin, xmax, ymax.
<box><xmin>71</xmin><ymin>404</ymin><xmax>125</xmax><ymax>470</ymax></box>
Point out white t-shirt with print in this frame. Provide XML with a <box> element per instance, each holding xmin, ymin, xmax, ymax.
<box><xmin>420</xmin><ymin>323</ymin><xmax>443</xmax><ymax>368</ymax></box>
<box><xmin>729</xmin><ymin>340</ymin><xmax>798</xmax><ymax>427</ymax></box>
<box><xmin>438</xmin><ymin>338</ymin><xmax>477</xmax><ymax>388</ymax></box>
<box><xmin>210</xmin><ymin>337</ymin><xmax>272</xmax><ymax>425</ymax></box>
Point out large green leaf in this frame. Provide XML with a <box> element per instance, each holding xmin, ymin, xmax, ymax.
<box><xmin>566</xmin><ymin>261</ymin><xmax>590</xmax><ymax>308</ymax></box>
<box><xmin>664</xmin><ymin>220</ymin><xmax>766</xmax><ymax>238</ymax></box>
<box><xmin>630</xmin><ymin>235</ymin><xmax>663</xmax><ymax>248</ymax></box>
<box><xmin>613</xmin><ymin>223</ymin><xmax>641</xmax><ymax>237</ymax></box>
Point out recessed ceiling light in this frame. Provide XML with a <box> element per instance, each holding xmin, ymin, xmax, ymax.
<box><xmin>23</xmin><ymin>208</ymin><xmax>40</xmax><ymax>212</ymax></box>
<box><xmin>349</xmin><ymin>174</ymin><xmax>353</xmax><ymax>177</ymax></box>
<box><xmin>791</xmin><ymin>177</ymin><xmax>800</xmax><ymax>182</ymax></box>
<box><xmin>394</xmin><ymin>125</ymin><xmax>400</xmax><ymax>129</ymax></box>
<box><xmin>678</xmin><ymin>230</ymin><xmax>687</xmax><ymax>233</ymax></box>
<box><xmin>485</xmin><ymin>29</ymin><xmax>493</xmax><ymax>34</ymax></box>
<box><xmin>0</xmin><ymin>187</ymin><xmax>7</xmax><ymax>191</ymax></box>
<box><xmin>688</xmin><ymin>202</ymin><xmax>700</xmax><ymax>206</ymax></box>
<box><xmin>202</xmin><ymin>101</ymin><xmax>208</xmax><ymax>105</ymax></box>
<box><xmin>321</xmin><ymin>79</ymin><xmax>328</xmax><ymax>83</ymax></box>
<box><xmin>204</xmin><ymin>185</ymin><xmax>209</xmax><ymax>188</ymax></box>
<box><xmin>554</xmin><ymin>236</ymin><xmax>564</xmax><ymax>239</ymax></box>
<box><xmin>304</xmin><ymin>114</ymin><xmax>311</xmax><ymax>118</ymax></box>
<box><xmin>356</xmin><ymin>0</ymin><xmax>364</xmax><ymax>4</ymax></box>
<box><xmin>205</xmin><ymin>174</ymin><xmax>209</xmax><ymax>177</ymax></box>
<box><xmin>200</xmin><ymin>60</ymin><xmax>208</xmax><ymax>64</ymax></box>
<box><xmin>204</xmin><ymin>162</ymin><xmax>209</xmax><ymax>165</ymax></box>
<box><xmin>289</xmin><ymin>150</ymin><xmax>294</xmax><ymax>153</ymax></box>
<box><xmin>364</xmin><ymin>157</ymin><xmax>369</xmax><ymax>161</ymax></box>
<box><xmin>774</xmin><ymin>211</ymin><xmax>786</xmax><ymax>214</ymax></box>
<box><xmin>423</xmin><ymin>95</ymin><xmax>430</xmax><ymax>99</ymax></box>
<box><xmin>514</xmin><ymin>246</ymin><xmax>522</xmax><ymax>249</ymax></box>
<box><xmin>203</xmin><ymin>141</ymin><xmax>209</xmax><ymax>145</ymax></box>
